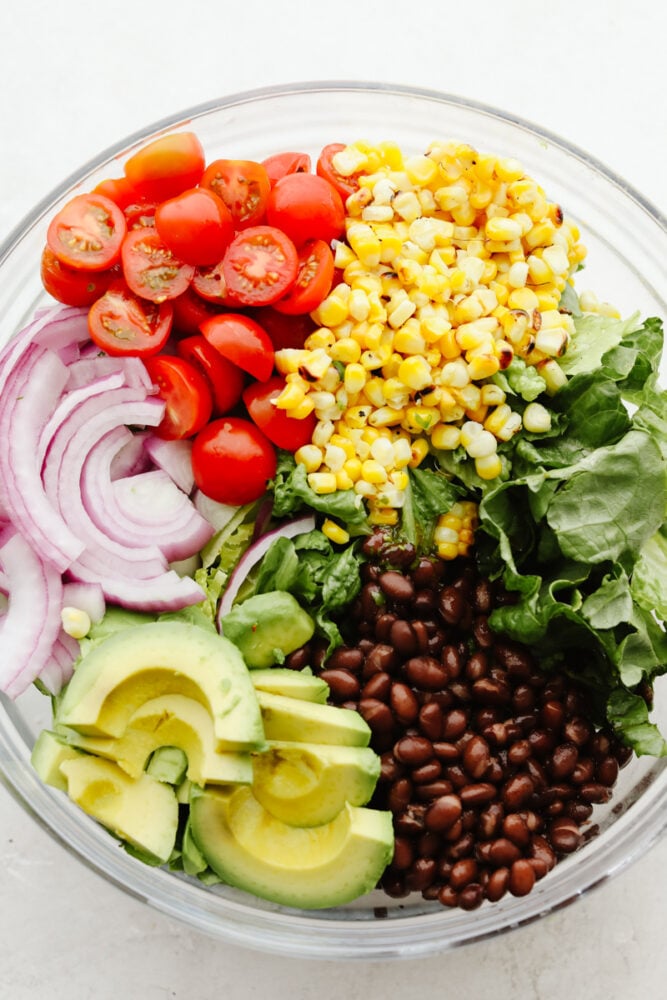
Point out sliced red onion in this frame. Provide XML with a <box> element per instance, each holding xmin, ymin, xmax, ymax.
<box><xmin>37</xmin><ymin>369</ymin><xmax>126</xmax><ymax>466</ymax></box>
<box><xmin>216</xmin><ymin>514</ymin><xmax>316</xmax><ymax>628</ymax></box>
<box><xmin>193</xmin><ymin>490</ymin><xmax>240</xmax><ymax>533</ymax></box>
<box><xmin>38</xmin><ymin>630</ymin><xmax>81</xmax><ymax>696</ymax></box>
<box><xmin>143</xmin><ymin>435</ymin><xmax>195</xmax><ymax>495</ymax></box>
<box><xmin>0</xmin><ymin>525</ymin><xmax>63</xmax><ymax>699</ymax></box>
<box><xmin>62</xmin><ymin>581</ymin><xmax>106</xmax><ymax>624</ymax></box>
<box><xmin>0</xmin><ymin>305</ymin><xmax>89</xmax><ymax>398</ymax></box>
<box><xmin>65</xmin><ymin>355</ymin><xmax>154</xmax><ymax>393</ymax></box>
<box><xmin>66</xmin><ymin>561</ymin><xmax>205</xmax><ymax>611</ymax></box>
<box><xmin>109</xmin><ymin>430</ymin><xmax>152</xmax><ymax>480</ymax></box>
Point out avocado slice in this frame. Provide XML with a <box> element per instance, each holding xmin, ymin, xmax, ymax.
<box><xmin>56</xmin><ymin>620</ymin><xmax>264</xmax><ymax>752</ymax></box>
<box><xmin>249</xmin><ymin>667</ymin><xmax>329</xmax><ymax>703</ymax></box>
<box><xmin>30</xmin><ymin>729</ymin><xmax>84</xmax><ymax>792</ymax></box>
<box><xmin>219</xmin><ymin>591</ymin><xmax>315</xmax><ymax>668</ymax></box>
<box><xmin>57</xmin><ymin>694</ymin><xmax>253</xmax><ymax>786</ymax></box>
<box><xmin>59</xmin><ymin>755</ymin><xmax>179</xmax><ymax>865</ymax></box>
<box><xmin>258</xmin><ymin>690</ymin><xmax>370</xmax><ymax>746</ymax></box>
<box><xmin>189</xmin><ymin>785</ymin><xmax>393</xmax><ymax>909</ymax></box>
<box><xmin>145</xmin><ymin>746</ymin><xmax>188</xmax><ymax>785</ymax></box>
<box><xmin>252</xmin><ymin>742</ymin><xmax>381</xmax><ymax>827</ymax></box>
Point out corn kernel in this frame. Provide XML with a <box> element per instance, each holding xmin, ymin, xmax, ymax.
<box><xmin>307</xmin><ymin>472</ymin><xmax>338</xmax><ymax>494</ymax></box>
<box><xmin>275</xmin><ymin>383</ymin><xmax>306</xmax><ymax>410</ymax></box>
<box><xmin>294</xmin><ymin>444</ymin><xmax>323</xmax><ymax>473</ymax></box>
<box><xmin>342</xmin><ymin>457</ymin><xmax>363</xmax><ymax>482</ymax></box>
<box><xmin>368</xmin><ymin>506</ymin><xmax>399</xmax><ymax>526</ymax></box>
<box><xmin>475</xmin><ymin>454</ymin><xmax>503</xmax><ymax>480</ymax></box>
<box><xmin>398</xmin><ymin>355</ymin><xmax>432</xmax><ymax>391</ymax></box>
<box><xmin>523</xmin><ymin>401</ymin><xmax>552</xmax><ymax>433</ymax></box>
<box><xmin>431</xmin><ymin>424</ymin><xmax>462</xmax><ymax>450</ymax></box>
<box><xmin>289</xmin><ymin>397</ymin><xmax>316</xmax><ymax>420</ymax></box>
<box><xmin>409</xmin><ymin>438</ymin><xmax>429</xmax><ymax>467</ymax></box>
<box><xmin>321</xmin><ymin>519</ymin><xmax>350</xmax><ymax>545</ymax></box>
<box><xmin>361</xmin><ymin>459</ymin><xmax>388</xmax><ymax>484</ymax></box>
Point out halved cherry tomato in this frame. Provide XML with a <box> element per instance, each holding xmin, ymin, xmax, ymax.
<box><xmin>221</xmin><ymin>226</ymin><xmax>298</xmax><ymax>307</ymax></box>
<box><xmin>171</xmin><ymin>286</ymin><xmax>225</xmax><ymax>336</ymax></box>
<box><xmin>200</xmin><ymin>312</ymin><xmax>274</xmax><ymax>382</ymax></box>
<box><xmin>93</xmin><ymin>177</ymin><xmax>139</xmax><ymax>211</ymax></box>
<box><xmin>46</xmin><ymin>193</ymin><xmax>127</xmax><ymax>271</ymax></box>
<box><xmin>200</xmin><ymin>159</ymin><xmax>271</xmax><ymax>227</ymax></box>
<box><xmin>246</xmin><ymin>306</ymin><xmax>316</xmax><ymax>351</ymax></box>
<box><xmin>273</xmin><ymin>239</ymin><xmax>334</xmax><ymax>315</ymax></box>
<box><xmin>143</xmin><ymin>355</ymin><xmax>213</xmax><ymax>440</ymax></box>
<box><xmin>243</xmin><ymin>376</ymin><xmax>317</xmax><ymax>452</ymax></box>
<box><xmin>316</xmin><ymin>143</ymin><xmax>361</xmax><ymax>201</ymax></box>
<box><xmin>121</xmin><ymin>227</ymin><xmax>194</xmax><ymax>303</ymax></box>
<box><xmin>262</xmin><ymin>151</ymin><xmax>311</xmax><ymax>187</ymax></box>
<box><xmin>87</xmin><ymin>281</ymin><xmax>173</xmax><ymax>357</ymax></box>
<box><xmin>177</xmin><ymin>334</ymin><xmax>245</xmax><ymax>416</ymax></box>
<box><xmin>124</xmin><ymin>200</ymin><xmax>157</xmax><ymax>230</ymax></box>
<box><xmin>265</xmin><ymin>173</ymin><xmax>345</xmax><ymax>247</ymax></box>
<box><xmin>124</xmin><ymin>132</ymin><xmax>205</xmax><ymax>202</ymax></box>
<box><xmin>192</xmin><ymin>417</ymin><xmax>277</xmax><ymax>505</ymax></box>
<box><xmin>155</xmin><ymin>188</ymin><xmax>235</xmax><ymax>267</ymax></box>
<box><xmin>191</xmin><ymin>259</ymin><xmax>243</xmax><ymax>306</ymax></box>
<box><xmin>40</xmin><ymin>246</ymin><xmax>120</xmax><ymax>306</ymax></box>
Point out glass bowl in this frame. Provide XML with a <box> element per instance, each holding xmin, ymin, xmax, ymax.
<box><xmin>1</xmin><ymin>81</ymin><xmax>665</xmax><ymax>961</ymax></box>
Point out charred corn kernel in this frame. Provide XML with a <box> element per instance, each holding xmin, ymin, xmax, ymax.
<box><xmin>312</xmin><ymin>419</ymin><xmax>335</xmax><ymax>447</ymax></box>
<box><xmin>507</xmin><ymin>287</ymin><xmax>540</xmax><ymax>312</ymax></box>
<box><xmin>275</xmin><ymin>382</ymin><xmax>306</xmax><ymax>410</ymax></box>
<box><xmin>304</xmin><ymin>329</ymin><xmax>338</xmax><ymax>352</ymax></box>
<box><xmin>61</xmin><ymin>607</ymin><xmax>92</xmax><ymax>640</ymax></box>
<box><xmin>480</xmin><ymin>383</ymin><xmax>506</xmax><ymax>406</ymax></box>
<box><xmin>344</xmin><ymin>403</ymin><xmax>372</xmax><ymax>427</ymax></box>
<box><xmin>307</xmin><ymin>471</ymin><xmax>337</xmax><ymax>494</ymax></box>
<box><xmin>475</xmin><ymin>453</ymin><xmax>503</xmax><ymax>480</ymax></box>
<box><xmin>523</xmin><ymin>401</ymin><xmax>552</xmax><ymax>433</ymax></box>
<box><xmin>466</xmin><ymin>353</ymin><xmax>501</xmax><ymax>380</ymax></box>
<box><xmin>289</xmin><ymin>396</ymin><xmax>316</xmax><ymax>420</ymax></box>
<box><xmin>431</xmin><ymin>423</ymin><xmax>462</xmax><ymax>450</ymax></box>
<box><xmin>382</xmin><ymin>379</ymin><xmax>411</xmax><ymax>409</ymax></box>
<box><xmin>343</xmin><ymin>363</ymin><xmax>367</xmax><ymax>395</ymax></box>
<box><xmin>534</xmin><ymin>327</ymin><xmax>569</xmax><ymax>357</ymax></box>
<box><xmin>495</xmin><ymin>411</ymin><xmax>522</xmax><ymax>441</ymax></box>
<box><xmin>342</xmin><ymin>457</ymin><xmax>363</xmax><ymax>482</ymax></box>
<box><xmin>361</xmin><ymin>459</ymin><xmax>388</xmax><ymax>484</ymax></box>
<box><xmin>294</xmin><ymin>444</ymin><xmax>323</xmax><ymax>473</ymax></box>
<box><xmin>274</xmin><ymin>348</ymin><xmax>311</xmax><ymax>374</ymax></box>
<box><xmin>398</xmin><ymin>355</ymin><xmax>432</xmax><ymax>391</ymax></box>
<box><xmin>409</xmin><ymin>437</ymin><xmax>429</xmax><ymax>467</ymax></box>
<box><xmin>536</xmin><ymin>358</ymin><xmax>567</xmax><ymax>394</ymax></box>
<box><xmin>484</xmin><ymin>403</ymin><xmax>514</xmax><ymax>436</ymax></box>
<box><xmin>321</xmin><ymin>518</ymin><xmax>350</xmax><ymax>545</ymax></box>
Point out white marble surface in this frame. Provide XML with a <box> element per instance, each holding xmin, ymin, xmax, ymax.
<box><xmin>1</xmin><ymin>1</ymin><xmax>666</xmax><ymax>996</ymax></box>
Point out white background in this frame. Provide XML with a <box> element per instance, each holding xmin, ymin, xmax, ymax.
<box><xmin>0</xmin><ymin>2</ymin><xmax>666</xmax><ymax>997</ymax></box>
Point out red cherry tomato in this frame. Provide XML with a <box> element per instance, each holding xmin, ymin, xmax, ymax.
<box><xmin>121</xmin><ymin>227</ymin><xmax>194</xmax><ymax>303</ymax></box>
<box><xmin>243</xmin><ymin>376</ymin><xmax>316</xmax><ymax>452</ymax></box>
<box><xmin>40</xmin><ymin>246</ymin><xmax>120</xmax><ymax>307</ymax></box>
<box><xmin>191</xmin><ymin>259</ymin><xmax>243</xmax><ymax>306</ymax></box>
<box><xmin>192</xmin><ymin>417</ymin><xmax>277</xmax><ymax>505</ymax></box>
<box><xmin>124</xmin><ymin>132</ymin><xmax>205</xmax><ymax>202</ymax></box>
<box><xmin>154</xmin><ymin>188</ymin><xmax>235</xmax><ymax>267</ymax></box>
<box><xmin>246</xmin><ymin>307</ymin><xmax>316</xmax><ymax>351</ymax></box>
<box><xmin>265</xmin><ymin>173</ymin><xmax>345</xmax><ymax>247</ymax></box>
<box><xmin>124</xmin><ymin>200</ymin><xmax>157</xmax><ymax>230</ymax></box>
<box><xmin>200</xmin><ymin>312</ymin><xmax>274</xmax><ymax>382</ymax></box>
<box><xmin>221</xmin><ymin>226</ymin><xmax>298</xmax><ymax>307</ymax></box>
<box><xmin>143</xmin><ymin>354</ymin><xmax>213</xmax><ymax>440</ymax></box>
<box><xmin>46</xmin><ymin>193</ymin><xmax>127</xmax><ymax>271</ymax></box>
<box><xmin>316</xmin><ymin>143</ymin><xmax>361</xmax><ymax>201</ymax></box>
<box><xmin>87</xmin><ymin>281</ymin><xmax>173</xmax><ymax>357</ymax></box>
<box><xmin>200</xmin><ymin>159</ymin><xmax>271</xmax><ymax>227</ymax></box>
<box><xmin>93</xmin><ymin>177</ymin><xmax>139</xmax><ymax>210</ymax></box>
<box><xmin>171</xmin><ymin>286</ymin><xmax>225</xmax><ymax>336</ymax></box>
<box><xmin>273</xmin><ymin>239</ymin><xmax>334</xmax><ymax>315</ymax></box>
<box><xmin>177</xmin><ymin>334</ymin><xmax>245</xmax><ymax>416</ymax></box>
<box><xmin>262</xmin><ymin>151</ymin><xmax>311</xmax><ymax>187</ymax></box>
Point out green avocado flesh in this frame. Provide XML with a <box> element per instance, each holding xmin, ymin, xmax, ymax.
<box><xmin>189</xmin><ymin>785</ymin><xmax>394</xmax><ymax>909</ymax></box>
<box><xmin>56</xmin><ymin>620</ymin><xmax>264</xmax><ymax>752</ymax></box>
<box><xmin>252</xmin><ymin>742</ymin><xmax>381</xmax><ymax>827</ymax></box>
<box><xmin>249</xmin><ymin>667</ymin><xmax>329</xmax><ymax>703</ymax></box>
<box><xmin>220</xmin><ymin>591</ymin><xmax>315</xmax><ymax>668</ymax></box>
<box><xmin>257</xmin><ymin>690</ymin><xmax>371</xmax><ymax>746</ymax></box>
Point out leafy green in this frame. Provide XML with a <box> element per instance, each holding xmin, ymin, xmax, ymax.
<box><xmin>271</xmin><ymin>452</ymin><xmax>368</xmax><ymax>529</ymax></box>
<box><xmin>492</xmin><ymin>357</ymin><xmax>547</xmax><ymax>401</ymax></box>
<box><xmin>402</xmin><ymin>466</ymin><xmax>466</xmax><ymax>552</ymax></box>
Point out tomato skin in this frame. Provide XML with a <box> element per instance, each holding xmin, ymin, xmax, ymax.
<box><xmin>171</xmin><ymin>286</ymin><xmax>225</xmax><ymax>336</ymax></box>
<box><xmin>265</xmin><ymin>173</ymin><xmax>345</xmax><ymax>247</ymax></box>
<box><xmin>200</xmin><ymin>159</ymin><xmax>271</xmax><ymax>227</ymax></box>
<box><xmin>47</xmin><ymin>193</ymin><xmax>127</xmax><ymax>271</ymax></box>
<box><xmin>124</xmin><ymin>200</ymin><xmax>157</xmax><ymax>231</ymax></box>
<box><xmin>221</xmin><ymin>226</ymin><xmax>299</xmax><ymax>307</ymax></box>
<box><xmin>246</xmin><ymin>307</ymin><xmax>316</xmax><ymax>351</ymax></box>
<box><xmin>191</xmin><ymin>259</ymin><xmax>243</xmax><ymax>306</ymax></box>
<box><xmin>143</xmin><ymin>354</ymin><xmax>213</xmax><ymax>440</ymax></box>
<box><xmin>273</xmin><ymin>239</ymin><xmax>334</xmax><ymax>315</ymax></box>
<box><xmin>40</xmin><ymin>246</ymin><xmax>119</xmax><ymax>306</ymax></box>
<box><xmin>93</xmin><ymin>177</ymin><xmax>139</xmax><ymax>211</ymax></box>
<box><xmin>87</xmin><ymin>281</ymin><xmax>173</xmax><ymax>357</ymax></box>
<box><xmin>177</xmin><ymin>334</ymin><xmax>245</xmax><ymax>416</ymax></box>
<box><xmin>262</xmin><ymin>151</ymin><xmax>311</xmax><ymax>187</ymax></box>
<box><xmin>200</xmin><ymin>312</ymin><xmax>274</xmax><ymax>382</ymax></box>
<box><xmin>154</xmin><ymin>188</ymin><xmax>235</xmax><ymax>267</ymax></box>
<box><xmin>124</xmin><ymin>132</ymin><xmax>205</xmax><ymax>202</ymax></box>
<box><xmin>243</xmin><ymin>376</ymin><xmax>316</xmax><ymax>451</ymax></box>
<box><xmin>316</xmin><ymin>143</ymin><xmax>360</xmax><ymax>201</ymax></box>
<box><xmin>192</xmin><ymin>417</ymin><xmax>277</xmax><ymax>505</ymax></box>
<box><xmin>121</xmin><ymin>227</ymin><xmax>195</xmax><ymax>303</ymax></box>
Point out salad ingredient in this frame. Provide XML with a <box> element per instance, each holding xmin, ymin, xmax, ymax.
<box><xmin>154</xmin><ymin>187</ymin><xmax>235</xmax><ymax>266</ymax></box>
<box><xmin>170</xmin><ymin>285</ymin><xmax>224</xmax><ymax>335</ymax></box>
<box><xmin>93</xmin><ymin>176</ymin><xmax>139</xmax><ymax>211</ymax></box>
<box><xmin>123</xmin><ymin>131</ymin><xmax>206</xmax><ymax>202</ymax></box>
<box><xmin>60</xmin><ymin>754</ymin><xmax>179</xmax><ymax>865</ymax></box>
<box><xmin>316</xmin><ymin>142</ymin><xmax>362</xmax><ymax>200</ymax></box>
<box><xmin>221</xmin><ymin>225</ymin><xmax>299</xmax><ymax>306</ymax></box>
<box><xmin>257</xmin><ymin>690</ymin><xmax>371</xmax><ymax>746</ymax></box>
<box><xmin>200</xmin><ymin>158</ymin><xmax>271</xmax><ymax>227</ymax></box>
<box><xmin>120</xmin><ymin>227</ymin><xmax>194</xmax><ymax>303</ymax></box>
<box><xmin>191</xmin><ymin>416</ymin><xmax>277</xmax><ymax>506</ymax></box>
<box><xmin>247</xmin><ymin>305</ymin><xmax>316</xmax><ymax>351</ymax></box>
<box><xmin>56</xmin><ymin>619</ymin><xmax>265</xmax><ymax>751</ymax></box>
<box><xmin>30</xmin><ymin>729</ymin><xmax>83</xmax><ymax>792</ymax></box>
<box><xmin>142</xmin><ymin>436</ymin><xmax>195</xmax><ymax>494</ymax></box>
<box><xmin>46</xmin><ymin>193</ymin><xmax>127</xmax><ymax>271</ymax></box>
<box><xmin>87</xmin><ymin>282</ymin><xmax>174</xmax><ymax>356</ymax></box>
<box><xmin>243</xmin><ymin>375</ymin><xmax>317</xmax><ymax>451</ymax></box>
<box><xmin>219</xmin><ymin>589</ymin><xmax>315</xmax><ymax>668</ymax></box>
<box><xmin>272</xmin><ymin>239</ymin><xmax>335</xmax><ymax>316</ymax></box>
<box><xmin>143</xmin><ymin>355</ymin><xmax>213</xmax><ymax>440</ymax></box>
<box><xmin>190</xmin><ymin>258</ymin><xmax>242</xmax><ymax>305</ymax></box>
<box><xmin>249</xmin><ymin>667</ymin><xmax>329</xmax><ymax>703</ymax></box>
<box><xmin>40</xmin><ymin>246</ymin><xmax>119</xmax><ymax>307</ymax></box>
<box><xmin>176</xmin><ymin>335</ymin><xmax>246</xmax><ymax>417</ymax></box>
<box><xmin>146</xmin><ymin>746</ymin><xmax>188</xmax><ymax>784</ymax></box>
<box><xmin>265</xmin><ymin>172</ymin><xmax>345</xmax><ymax>247</ymax></box>
<box><xmin>200</xmin><ymin>312</ymin><xmax>275</xmax><ymax>382</ymax></box>
<box><xmin>188</xmin><ymin>786</ymin><xmax>393</xmax><ymax>909</ymax></box>
<box><xmin>58</xmin><ymin>693</ymin><xmax>253</xmax><ymax>786</ymax></box>
<box><xmin>251</xmin><ymin>742</ymin><xmax>381</xmax><ymax>826</ymax></box>
<box><xmin>262</xmin><ymin>151</ymin><xmax>311</xmax><ymax>186</ymax></box>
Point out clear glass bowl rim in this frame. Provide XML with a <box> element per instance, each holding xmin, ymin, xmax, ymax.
<box><xmin>0</xmin><ymin>80</ymin><xmax>665</xmax><ymax>961</ymax></box>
